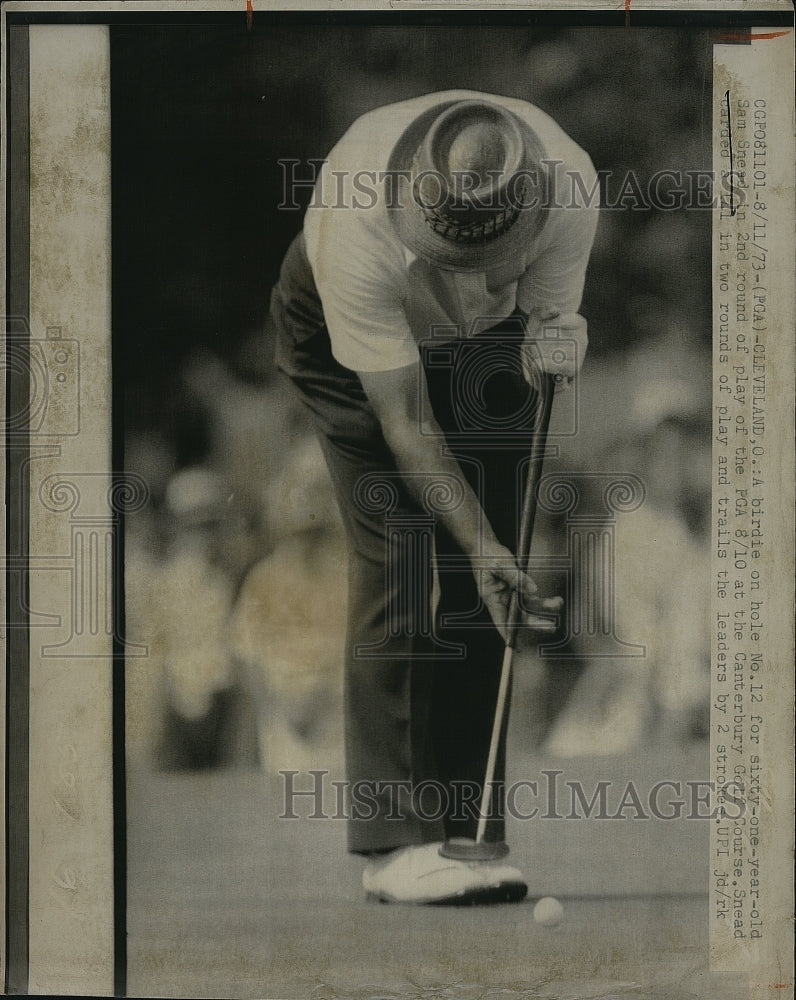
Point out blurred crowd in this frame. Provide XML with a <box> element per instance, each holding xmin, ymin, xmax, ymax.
<box><xmin>118</xmin><ymin>26</ymin><xmax>713</xmax><ymax>771</ymax></box>
<box><xmin>125</xmin><ymin>332</ymin><xmax>711</xmax><ymax>771</ymax></box>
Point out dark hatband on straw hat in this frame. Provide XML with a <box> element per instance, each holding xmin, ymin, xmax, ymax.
<box><xmin>386</xmin><ymin>99</ymin><xmax>551</xmax><ymax>272</ymax></box>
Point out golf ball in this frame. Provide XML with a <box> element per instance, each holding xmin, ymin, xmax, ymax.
<box><xmin>533</xmin><ymin>896</ymin><xmax>564</xmax><ymax>926</ymax></box>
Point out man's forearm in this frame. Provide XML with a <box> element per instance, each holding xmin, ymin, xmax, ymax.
<box><xmin>357</xmin><ymin>362</ymin><xmax>539</xmax><ymax>634</ymax></box>
<box><xmin>380</xmin><ymin>416</ymin><xmax>503</xmax><ymax>562</ymax></box>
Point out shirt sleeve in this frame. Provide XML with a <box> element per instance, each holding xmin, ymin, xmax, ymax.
<box><xmin>515</xmin><ymin>155</ymin><xmax>600</xmax><ymax>315</ymax></box>
<box><xmin>308</xmin><ymin>210</ymin><xmax>420</xmax><ymax>373</ymax></box>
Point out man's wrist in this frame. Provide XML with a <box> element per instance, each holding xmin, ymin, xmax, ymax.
<box><xmin>479</xmin><ymin>539</ymin><xmax>513</xmax><ymax>567</ymax></box>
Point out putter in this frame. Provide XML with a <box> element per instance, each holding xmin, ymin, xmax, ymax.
<box><xmin>439</xmin><ymin>371</ymin><xmax>557</xmax><ymax>863</ymax></box>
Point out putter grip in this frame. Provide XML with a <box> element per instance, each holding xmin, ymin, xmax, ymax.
<box><xmin>507</xmin><ymin>371</ymin><xmax>556</xmax><ymax>649</ymax></box>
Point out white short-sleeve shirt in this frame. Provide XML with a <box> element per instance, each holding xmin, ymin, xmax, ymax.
<box><xmin>303</xmin><ymin>90</ymin><xmax>599</xmax><ymax>373</ymax></box>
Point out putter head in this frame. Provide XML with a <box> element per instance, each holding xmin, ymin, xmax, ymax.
<box><xmin>438</xmin><ymin>838</ymin><xmax>510</xmax><ymax>862</ymax></box>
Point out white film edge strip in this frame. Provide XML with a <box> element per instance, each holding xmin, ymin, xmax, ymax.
<box><xmin>710</xmin><ymin>27</ymin><xmax>794</xmax><ymax>993</ymax></box>
<box><xmin>27</xmin><ymin>25</ymin><xmax>115</xmax><ymax>995</ymax></box>
<box><xmin>16</xmin><ymin>14</ymin><xmax>795</xmax><ymax>1000</ymax></box>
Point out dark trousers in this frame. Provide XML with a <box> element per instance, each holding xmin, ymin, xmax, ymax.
<box><xmin>272</xmin><ymin>234</ymin><xmax>540</xmax><ymax>853</ymax></box>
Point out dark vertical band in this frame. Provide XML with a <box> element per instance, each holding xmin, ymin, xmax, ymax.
<box><xmin>4</xmin><ymin>23</ymin><xmax>30</xmax><ymax>997</ymax></box>
<box><xmin>109</xmin><ymin>28</ymin><xmax>128</xmax><ymax>993</ymax></box>
<box><xmin>111</xmin><ymin>334</ymin><xmax>128</xmax><ymax>997</ymax></box>
<box><xmin>112</xmin><ymin>483</ymin><xmax>127</xmax><ymax>998</ymax></box>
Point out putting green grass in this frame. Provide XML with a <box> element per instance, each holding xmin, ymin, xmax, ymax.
<box><xmin>127</xmin><ymin>740</ymin><xmax>749</xmax><ymax>999</ymax></box>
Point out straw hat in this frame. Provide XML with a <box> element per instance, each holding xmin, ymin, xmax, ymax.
<box><xmin>386</xmin><ymin>98</ymin><xmax>551</xmax><ymax>272</ymax></box>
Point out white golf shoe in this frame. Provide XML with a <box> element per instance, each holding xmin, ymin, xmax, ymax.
<box><xmin>362</xmin><ymin>843</ymin><xmax>527</xmax><ymax>905</ymax></box>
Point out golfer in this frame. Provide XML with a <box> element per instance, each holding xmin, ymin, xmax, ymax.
<box><xmin>271</xmin><ymin>90</ymin><xmax>598</xmax><ymax>904</ymax></box>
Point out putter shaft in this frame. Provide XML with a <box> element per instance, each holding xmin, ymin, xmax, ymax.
<box><xmin>474</xmin><ymin>373</ymin><xmax>556</xmax><ymax>846</ymax></box>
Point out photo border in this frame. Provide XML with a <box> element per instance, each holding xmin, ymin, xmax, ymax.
<box><xmin>2</xmin><ymin>3</ymin><xmax>793</xmax><ymax>996</ymax></box>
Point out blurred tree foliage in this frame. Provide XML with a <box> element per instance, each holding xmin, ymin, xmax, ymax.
<box><xmin>112</xmin><ymin>24</ymin><xmax>712</xmax><ymax>428</ymax></box>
